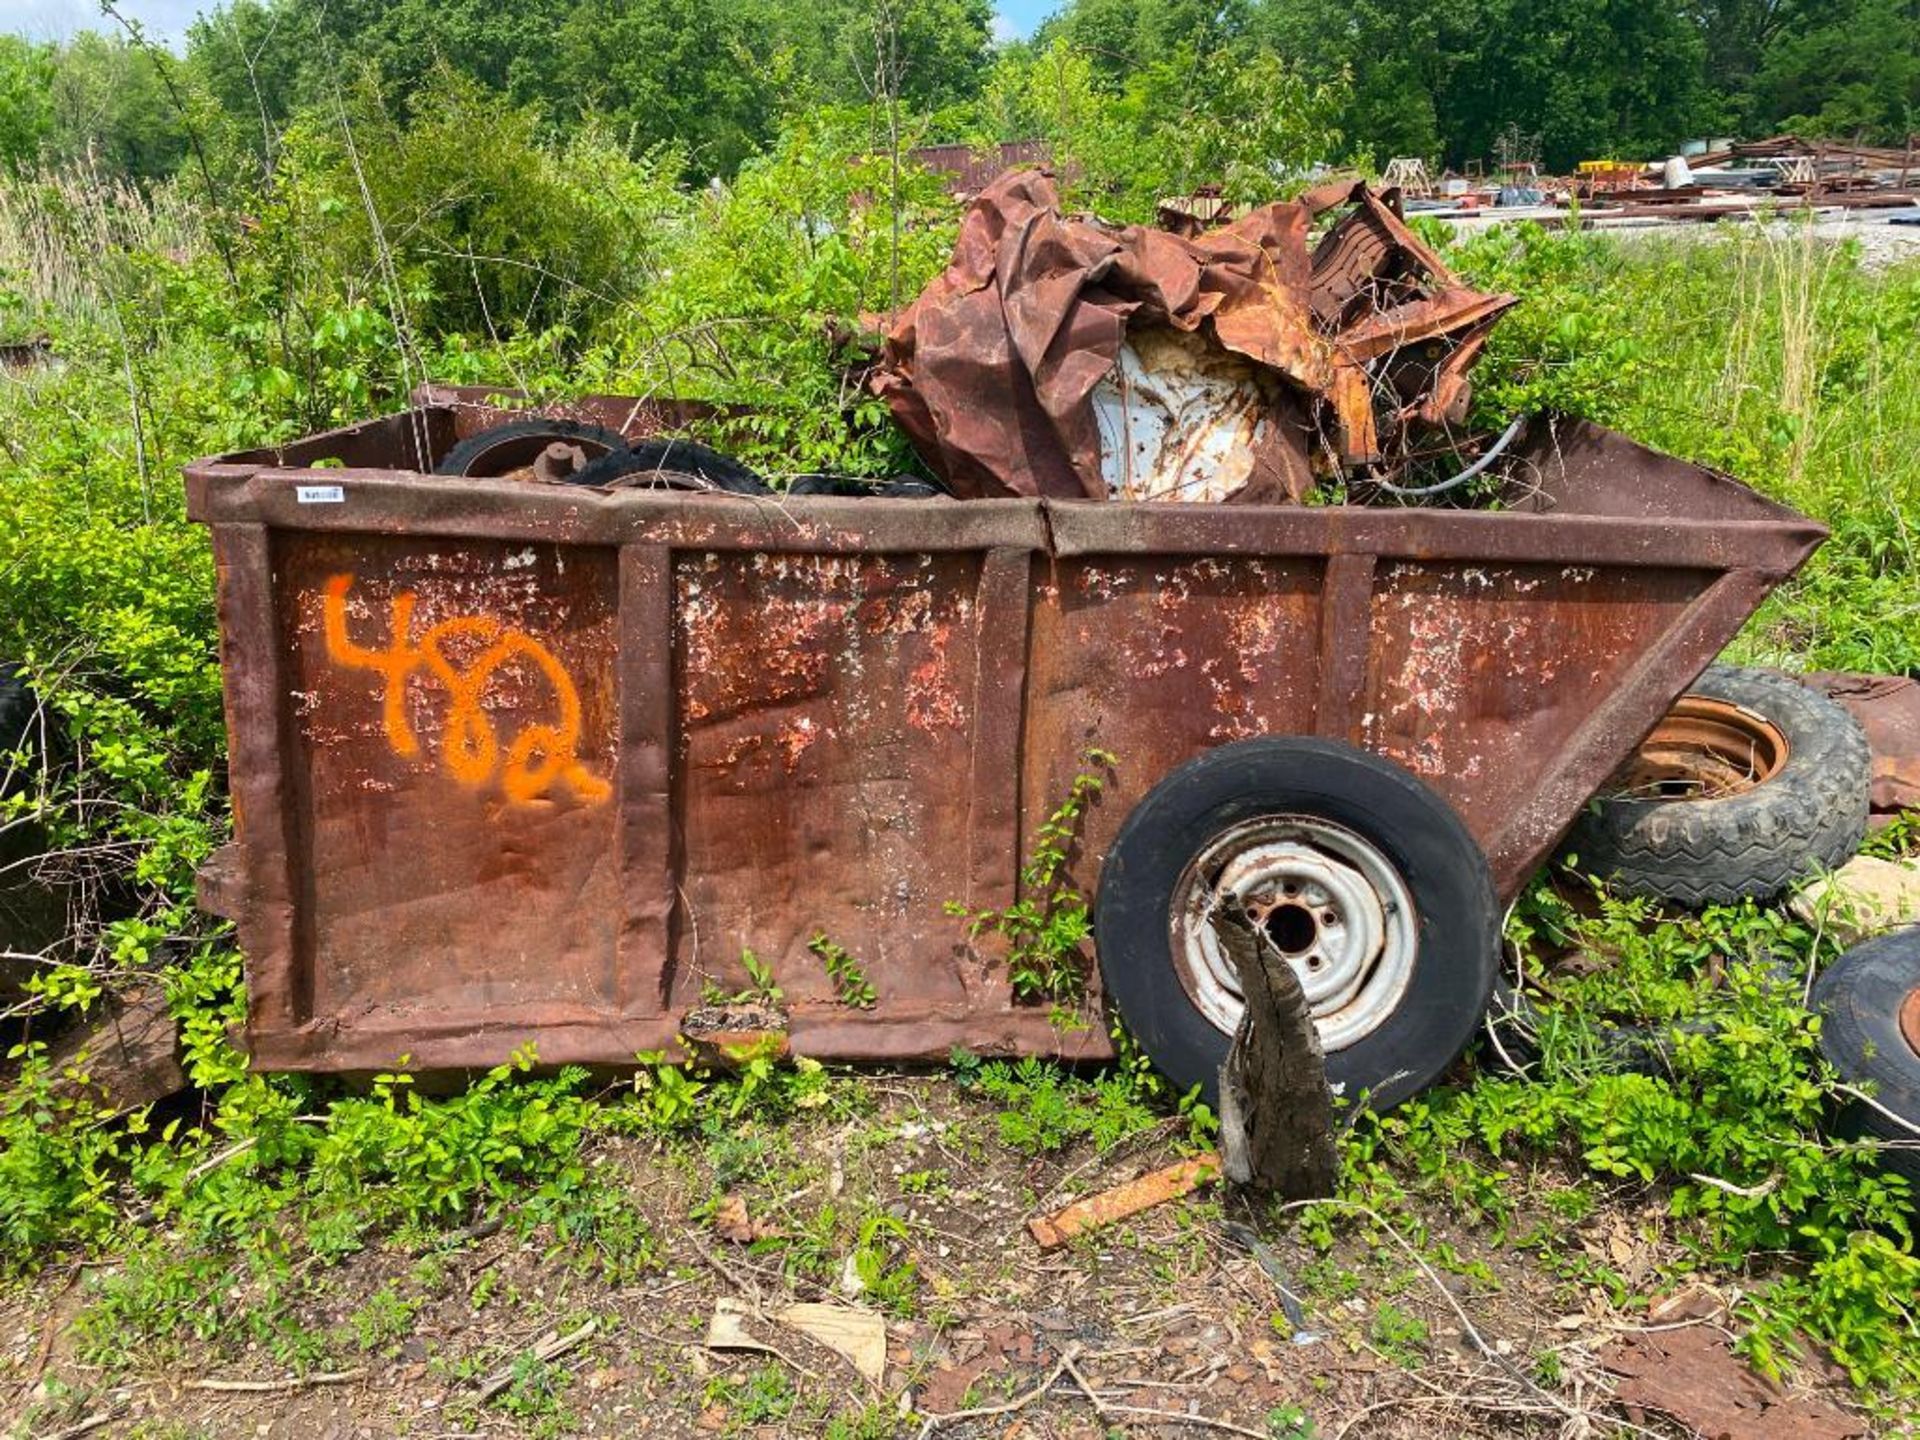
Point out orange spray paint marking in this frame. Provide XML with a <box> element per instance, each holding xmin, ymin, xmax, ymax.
<box><xmin>321</xmin><ymin>574</ymin><xmax>612</xmax><ymax>806</ymax></box>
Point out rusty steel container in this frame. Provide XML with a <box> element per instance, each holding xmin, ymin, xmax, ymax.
<box><xmin>185</xmin><ymin>395</ymin><xmax>1824</xmax><ymax>1073</ymax></box>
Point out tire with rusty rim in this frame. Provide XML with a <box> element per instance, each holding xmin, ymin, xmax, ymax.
<box><xmin>1812</xmin><ymin>928</ymin><xmax>1920</xmax><ymax>1198</ymax></box>
<box><xmin>1563</xmin><ymin>665</ymin><xmax>1869</xmax><ymax>907</ymax></box>
<box><xmin>1093</xmin><ymin>737</ymin><xmax>1499</xmax><ymax>1114</ymax></box>
<box><xmin>433</xmin><ymin>419</ymin><xmax>628</xmax><ymax>479</ymax></box>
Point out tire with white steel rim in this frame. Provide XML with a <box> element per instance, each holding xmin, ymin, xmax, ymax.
<box><xmin>1094</xmin><ymin>737</ymin><xmax>1499</xmax><ymax>1114</ymax></box>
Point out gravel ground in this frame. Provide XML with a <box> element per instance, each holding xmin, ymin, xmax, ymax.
<box><xmin>1441</xmin><ymin>209</ymin><xmax>1920</xmax><ymax>269</ymax></box>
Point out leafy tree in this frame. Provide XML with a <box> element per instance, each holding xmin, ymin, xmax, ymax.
<box><xmin>0</xmin><ymin>37</ymin><xmax>54</xmax><ymax>171</ymax></box>
<box><xmin>553</xmin><ymin>0</ymin><xmax>774</xmax><ymax>178</ymax></box>
<box><xmin>1453</xmin><ymin>0</ymin><xmax>1709</xmax><ymax>168</ymax></box>
<box><xmin>180</xmin><ymin>0</ymin><xmax>996</xmax><ymax>180</ymax></box>
<box><xmin>1685</xmin><ymin>0</ymin><xmax>1796</xmax><ymax>134</ymax></box>
<box><xmin>981</xmin><ymin>35</ymin><xmax>1349</xmax><ymax>219</ymax></box>
<box><xmin>44</xmin><ymin>33</ymin><xmax>189</xmax><ymax>181</ymax></box>
<box><xmin>1757</xmin><ymin>0</ymin><xmax>1920</xmax><ymax>140</ymax></box>
<box><xmin>1246</xmin><ymin>0</ymin><xmax>1473</xmax><ymax>165</ymax></box>
<box><xmin>1035</xmin><ymin>0</ymin><xmax>1250</xmax><ymax>88</ymax></box>
<box><xmin>184</xmin><ymin>0</ymin><xmax>317</xmax><ymax>169</ymax></box>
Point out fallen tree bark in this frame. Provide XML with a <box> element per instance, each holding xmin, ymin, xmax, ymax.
<box><xmin>1212</xmin><ymin>899</ymin><xmax>1339</xmax><ymax>1199</ymax></box>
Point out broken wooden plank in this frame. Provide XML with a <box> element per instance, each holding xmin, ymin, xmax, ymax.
<box><xmin>1027</xmin><ymin>1154</ymin><xmax>1222</xmax><ymax>1250</ymax></box>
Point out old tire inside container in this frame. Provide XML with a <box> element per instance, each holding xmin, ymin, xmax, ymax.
<box><xmin>570</xmin><ymin>439</ymin><xmax>768</xmax><ymax>494</ymax></box>
<box><xmin>1811</xmin><ymin>928</ymin><xmax>1920</xmax><ymax>1198</ymax></box>
<box><xmin>1094</xmin><ymin>737</ymin><xmax>1499</xmax><ymax>1114</ymax></box>
<box><xmin>1562</xmin><ymin>665</ymin><xmax>1869</xmax><ymax>906</ymax></box>
<box><xmin>787</xmin><ymin>474</ymin><xmax>949</xmax><ymax>499</ymax></box>
<box><xmin>433</xmin><ymin>419</ymin><xmax>627</xmax><ymax>478</ymax></box>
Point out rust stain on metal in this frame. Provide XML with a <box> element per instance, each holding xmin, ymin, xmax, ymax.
<box><xmin>1805</xmin><ymin>671</ymin><xmax>1920</xmax><ymax>817</ymax></box>
<box><xmin>1027</xmin><ymin>1154</ymin><xmax>1223</xmax><ymax>1249</ymax></box>
<box><xmin>1897</xmin><ymin>983</ymin><xmax>1920</xmax><ymax>1058</ymax></box>
<box><xmin>183</xmin><ymin>404</ymin><xmax>1825</xmax><ymax>1075</ymax></box>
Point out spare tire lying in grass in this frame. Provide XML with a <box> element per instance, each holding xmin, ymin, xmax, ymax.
<box><xmin>1563</xmin><ymin>665</ymin><xmax>1869</xmax><ymax>906</ymax></box>
<box><xmin>1812</xmin><ymin>927</ymin><xmax>1920</xmax><ymax>1198</ymax></box>
<box><xmin>1094</xmin><ymin>737</ymin><xmax>1499</xmax><ymax>1114</ymax></box>
<box><xmin>0</xmin><ymin>662</ymin><xmax>42</xmax><ymax>798</ymax></box>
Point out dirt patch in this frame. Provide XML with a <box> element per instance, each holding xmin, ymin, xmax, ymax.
<box><xmin>0</xmin><ymin>1075</ymin><xmax>1870</xmax><ymax>1439</ymax></box>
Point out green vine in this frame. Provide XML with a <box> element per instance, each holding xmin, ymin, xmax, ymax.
<box><xmin>947</xmin><ymin>748</ymin><xmax>1116</xmax><ymax>1003</ymax></box>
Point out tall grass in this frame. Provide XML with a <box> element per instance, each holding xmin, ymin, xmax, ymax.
<box><xmin>1706</xmin><ymin>225</ymin><xmax>1920</xmax><ymax>668</ymax></box>
<box><xmin>0</xmin><ymin>163</ymin><xmax>204</xmax><ymax>327</ymax></box>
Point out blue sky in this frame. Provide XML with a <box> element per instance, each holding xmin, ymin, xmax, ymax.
<box><xmin>1</xmin><ymin>0</ymin><xmax>204</xmax><ymax>42</ymax></box>
<box><xmin>6</xmin><ymin>0</ymin><xmax>1060</xmax><ymax>46</ymax></box>
<box><xmin>996</xmin><ymin>0</ymin><xmax>1057</xmax><ymax>37</ymax></box>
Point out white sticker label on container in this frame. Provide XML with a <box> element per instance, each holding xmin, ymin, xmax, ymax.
<box><xmin>296</xmin><ymin>484</ymin><xmax>346</xmax><ymax>504</ymax></box>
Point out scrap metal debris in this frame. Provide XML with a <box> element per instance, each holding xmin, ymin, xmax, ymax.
<box><xmin>1600</xmin><ymin>1291</ymin><xmax>1865</xmax><ymax>1440</ymax></box>
<box><xmin>871</xmin><ymin>168</ymin><xmax>1514</xmax><ymax>504</ymax></box>
<box><xmin>1026</xmin><ymin>1155</ymin><xmax>1221</xmax><ymax>1250</ymax></box>
<box><xmin>1804</xmin><ymin>671</ymin><xmax>1920</xmax><ymax>820</ymax></box>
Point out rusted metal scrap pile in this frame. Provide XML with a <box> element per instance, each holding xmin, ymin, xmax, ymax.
<box><xmin>870</xmin><ymin>168</ymin><xmax>1515</xmax><ymax>504</ymax></box>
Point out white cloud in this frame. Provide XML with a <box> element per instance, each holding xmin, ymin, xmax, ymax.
<box><xmin>990</xmin><ymin>12</ymin><xmax>1018</xmax><ymax>44</ymax></box>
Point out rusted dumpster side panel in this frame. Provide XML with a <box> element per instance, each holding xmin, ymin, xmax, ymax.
<box><xmin>185</xmin><ymin>409</ymin><xmax>1825</xmax><ymax>1074</ymax></box>
<box><xmin>1029</xmin><ymin>430</ymin><xmax>1824</xmax><ymax>899</ymax></box>
<box><xmin>279</xmin><ymin>536</ymin><xmax>623</xmax><ymax>1024</ymax></box>
<box><xmin>1021</xmin><ymin>555</ymin><xmax>1325</xmax><ymax>901</ymax></box>
<box><xmin>671</xmin><ymin>550</ymin><xmax>986</xmax><ymax>1009</ymax></box>
<box><xmin>1358</xmin><ymin>561</ymin><xmax>1714</xmax><ymax>883</ymax></box>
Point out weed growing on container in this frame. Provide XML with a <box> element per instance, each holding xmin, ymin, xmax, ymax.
<box><xmin>947</xmin><ymin>748</ymin><xmax>1116</xmax><ymax>1004</ymax></box>
<box><xmin>809</xmin><ymin>932</ymin><xmax>877</xmax><ymax>1009</ymax></box>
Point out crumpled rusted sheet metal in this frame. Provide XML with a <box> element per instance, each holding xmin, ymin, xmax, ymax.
<box><xmin>873</xmin><ymin>170</ymin><xmax>1513</xmax><ymax>501</ymax></box>
<box><xmin>1309</xmin><ymin>185</ymin><xmax>1518</xmax><ymax>460</ymax></box>
<box><xmin>1805</xmin><ymin>671</ymin><xmax>1920</xmax><ymax>815</ymax></box>
<box><xmin>874</xmin><ymin>168</ymin><xmax>1334</xmax><ymax>503</ymax></box>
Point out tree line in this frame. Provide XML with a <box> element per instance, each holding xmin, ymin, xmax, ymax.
<box><xmin>0</xmin><ymin>0</ymin><xmax>1912</xmax><ymax>189</ymax></box>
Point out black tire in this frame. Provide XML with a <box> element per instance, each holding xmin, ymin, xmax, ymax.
<box><xmin>1563</xmin><ymin>665</ymin><xmax>1869</xmax><ymax>907</ymax></box>
<box><xmin>433</xmin><ymin>419</ymin><xmax>628</xmax><ymax>478</ymax></box>
<box><xmin>1094</xmin><ymin>737</ymin><xmax>1500</xmax><ymax>1114</ymax></box>
<box><xmin>0</xmin><ymin>664</ymin><xmax>37</xmax><ymax>800</ymax></box>
<box><xmin>786</xmin><ymin>474</ymin><xmax>949</xmax><ymax>499</ymax></box>
<box><xmin>876</xmin><ymin>477</ymin><xmax>948</xmax><ymax>499</ymax></box>
<box><xmin>1812</xmin><ymin>928</ymin><xmax>1920</xmax><ymax>1198</ymax></box>
<box><xmin>569</xmin><ymin>439</ymin><xmax>769</xmax><ymax>494</ymax></box>
<box><xmin>1482</xmin><ymin>975</ymin><xmax>1740</xmax><ymax>1078</ymax></box>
